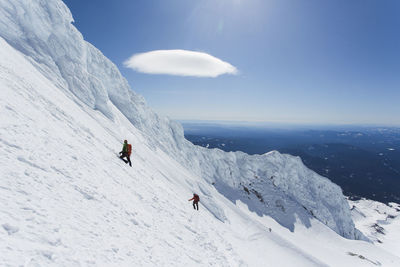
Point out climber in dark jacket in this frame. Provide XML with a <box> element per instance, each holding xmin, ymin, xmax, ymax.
<box><xmin>119</xmin><ymin>140</ymin><xmax>132</xmax><ymax>167</ymax></box>
<box><xmin>188</xmin><ymin>193</ymin><xmax>200</xmax><ymax>210</ymax></box>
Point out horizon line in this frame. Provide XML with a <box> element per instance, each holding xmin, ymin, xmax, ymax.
<box><xmin>175</xmin><ymin>119</ymin><xmax>400</xmax><ymax>128</ymax></box>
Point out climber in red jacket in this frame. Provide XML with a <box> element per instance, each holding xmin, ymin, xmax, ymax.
<box><xmin>188</xmin><ymin>193</ymin><xmax>200</xmax><ymax>210</ymax></box>
<box><xmin>119</xmin><ymin>140</ymin><xmax>132</xmax><ymax>167</ymax></box>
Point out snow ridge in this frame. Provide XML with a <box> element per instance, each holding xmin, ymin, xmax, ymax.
<box><xmin>0</xmin><ymin>0</ymin><xmax>362</xmax><ymax>240</ymax></box>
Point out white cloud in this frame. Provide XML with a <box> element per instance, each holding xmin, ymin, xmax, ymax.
<box><xmin>124</xmin><ymin>49</ymin><xmax>238</xmax><ymax>77</ymax></box>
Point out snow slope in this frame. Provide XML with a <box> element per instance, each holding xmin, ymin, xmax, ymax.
<box><xmin>0</xmin><ymin>0</ymin><xmax>360</xmax><ymax>240</ymax></box>
<box><xmin>1</xmin><ymin>0</ymin><xmax>399</xmax><ymax>266</ymax></box>
<box><xmin>350</xmin><ymin>199</ymin><xmax>400</xmax><ymax>256</ymax></box>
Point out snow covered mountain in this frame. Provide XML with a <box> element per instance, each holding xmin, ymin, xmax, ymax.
<box><xmin>1</xmin><ymin>0</ymin><xmax>399</xmax><ymax>266</ymax></box>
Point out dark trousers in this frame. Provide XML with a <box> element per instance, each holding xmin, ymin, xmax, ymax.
<box><xmin>193</xmin><ymin>201</ymin><xmax>199</xmax><ymax>210</ymax></box>
<box><xmin>120</xmin><ymin>153</ymin><xmax>132</xmax><ymax>166</ymax></box>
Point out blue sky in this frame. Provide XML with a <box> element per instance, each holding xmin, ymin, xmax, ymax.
<box><xmin>63</xmin><ymin>0</ymin><xmax>400</xmax><ymax>125</ymax></box>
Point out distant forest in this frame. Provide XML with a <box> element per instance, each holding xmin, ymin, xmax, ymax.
<box><xmin>183</xmin><ymin>123</ymin><xmax>400</xmax><ymax>204</ymax></box>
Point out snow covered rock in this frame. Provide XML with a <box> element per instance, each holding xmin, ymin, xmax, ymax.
<box><xmin>350</xmin><ymin>198</ymin><xmax>400</xmax><ymax>254</ymax></box>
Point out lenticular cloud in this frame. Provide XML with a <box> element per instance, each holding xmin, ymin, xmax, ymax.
<box><xmin>124</xmin><ymin>49</ymin><xmax>238</xmax><ymax>77</ymax></box>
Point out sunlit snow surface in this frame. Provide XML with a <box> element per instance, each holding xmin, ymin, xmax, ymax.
<box><xmin>350</xmin><ymin>199</ymin><xmax>400</xmax><ymax>256</ymax></box>
<box><xmin>0</xmin><ymin>0</ymin><xmax>399</xmax><ymax>266</ymax></box>
<box><xmin>0</xmin><ymin>0</ymin><xmax>360</xmax><ymax>240</ymax></box>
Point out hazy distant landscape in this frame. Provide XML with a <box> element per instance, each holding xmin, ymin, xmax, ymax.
<box><xmin>183</xmin><ymin>122</ymin><xmax>400</xmax><ymax>204</ymax></box>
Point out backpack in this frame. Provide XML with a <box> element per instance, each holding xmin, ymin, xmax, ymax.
<box><xmin>127</xmin><ymin>144</ymin><xmax>132</xmax><ymax>156</ymax></box>
<box><xmin>194</xmin><ymin>194</ymin><xmax>200</xmax><ymax>202</ymax></box>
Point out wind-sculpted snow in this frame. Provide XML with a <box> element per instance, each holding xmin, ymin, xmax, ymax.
<box><xmin>0</xmin><ymin>0</ymin><xmax>363</xmax><ymax>240</ymax></box>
